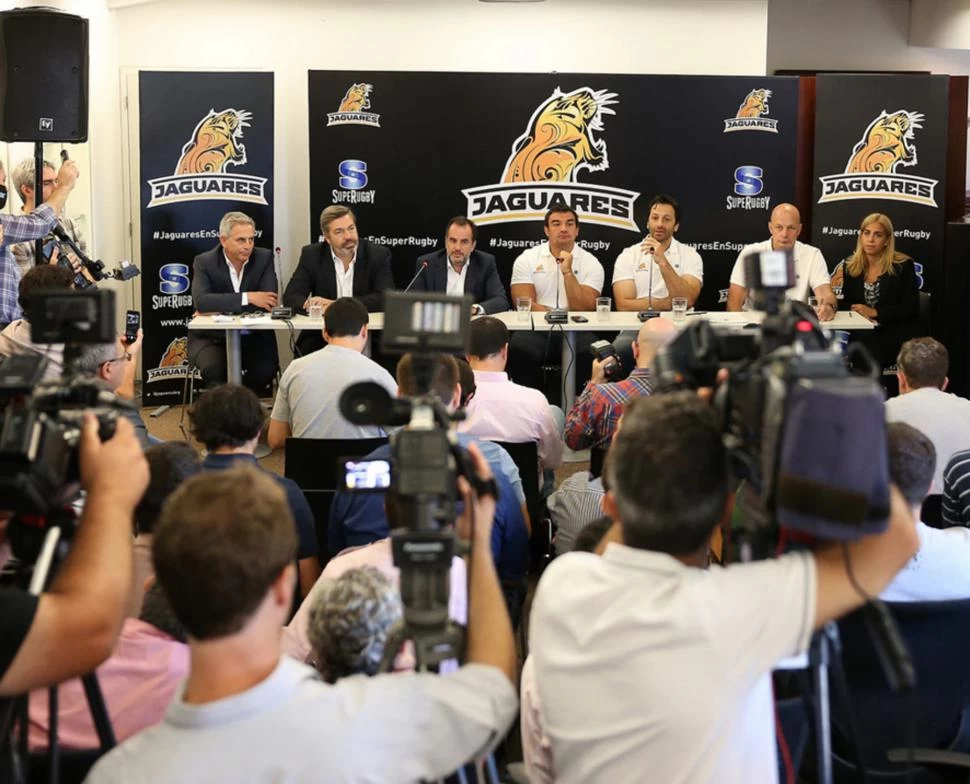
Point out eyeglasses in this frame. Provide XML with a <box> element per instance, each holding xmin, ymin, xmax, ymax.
<box><xmin>103</xmin><ymin>352</ymin><xmax>131</xmax><ymax>367</ymax></box>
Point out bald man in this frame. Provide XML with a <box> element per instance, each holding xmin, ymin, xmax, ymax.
<box><xmin>564</xmin><ymin>317</ymin><xmax>678</xmax><ymax>452</ymax></box>
<box><xmin>727</xmin><ymin>203</ymin><xmax>837</xmax><ymax>321</ymax></box>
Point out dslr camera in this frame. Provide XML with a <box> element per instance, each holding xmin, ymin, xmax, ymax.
<box><xmin>590</xmin><ymin>339</ymin><xmax>623</xmax><ymax>382</ymax></box>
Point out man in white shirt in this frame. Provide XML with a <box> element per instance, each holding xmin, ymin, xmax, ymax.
<box><xmin>508</xmin><ymin>207</ymin><xmax>605</xmax><ymax>395</ymax></box>
<box><xmin>882</xmin><ymin>422</ymin><xmax>970</xmax><ymax>602</ymax></box>
<box><xmin>268</xmin><ymin>297</ymin><xmax>397</xmax><ymax>446</ymax></box>
<box><xmin>727</xmin><ymin>203</ymin><xmax>837</xmax><ymax>321</ymax></box>
<box><xmin>529</xmin><ymin>392</ymin><xmax>917</xmax><ymax>784</ymax></box>
<box><xmin>460</xmin><ymin>316</ymin><xmax>563</xmax><ymax>474</ymax></box>
<box><xmin>86</xmin><ymin>450</ymin><xmax>518</xmax><ymax>784</ymax></box>
<box><xmin>885</xmin><ymin>337</ymin><xmax>970</xmax><ymax>492</ymax></box>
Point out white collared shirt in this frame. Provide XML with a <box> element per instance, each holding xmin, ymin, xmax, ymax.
<box><xmin>612</xmin><ymin>237</ymin><xmax>704</xmax><ymax>301</ymax></box>
<box><xmin>223</xmin><ymin>251</ymin><xmax>248</xmax><ymax>306</ymax></box>
<box><xmin>510</xmin><ymin>242</ymin><xmax>604</xmax><ymax>309</ymax></box>
<box><xmin>446</xmin><ymin>257</ymin><xmax>469</xmax><ymax>297</ymax></box>
<box><xmin>730</xmin><ymin>239</ymin><xmax>829</xmax><ymax>308</ymax></box>
<box><xmin>331</xmin><ymin>249</ymin><xmax>357</xmax><ymax>298</ymax></box>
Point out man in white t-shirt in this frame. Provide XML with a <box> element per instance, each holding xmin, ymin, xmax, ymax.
<box><xmin>508</xmin><ymin>206</ymin><xmax>605</xmax><ymax>395</ymax></box>
<box><xmin>727</xmin><ymin>203</ymin><xmax>837</xmax><ymax>321</ymax></box>
<box><xmin>529</xmin><ymin>392</ymin><xmax>917</xmax><ymax>784</ymax></box>
<box><xmin>881</xmin><ymin>422</ymin><xmax>970</xmax><ymax>602</ymax></box>
<box><xmin>610</xmin><ymin>193</ymin><xmax>703</xmax><ymax>366</ymax></box>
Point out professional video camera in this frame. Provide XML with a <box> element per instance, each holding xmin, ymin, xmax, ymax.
<box><xmin>0</xmin><ymin>289</ymin><xmax>136</xmax><ymax>564</ymax></box>
<box><xmin>41</xmin><ymin>226</ymin><xmax>140</xmax><ymax>290</ymax></box>
<box><xmin>652</xmin><ymin>249</ymin><xmax>890</xmax><ymax>555</ymax></box>
<box><xmin>338</xmin><ymin>291</ymin><xmax>492</xmax><ymax>671</ymax></box>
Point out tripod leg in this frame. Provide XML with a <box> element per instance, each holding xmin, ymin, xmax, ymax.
<box><xmin>48</xmin><ymin>686</ymin><xmax>59</xmax><ymax>784</ymax></box>
<box><xmin>812</xmin><ymin>628</ymin><xmax>834</xmax><ymax>784</ymax></box>
<box><xmin>80</xmin><ymin>674</ymin><xmax>116</xmax><ymax>752</ymax></box>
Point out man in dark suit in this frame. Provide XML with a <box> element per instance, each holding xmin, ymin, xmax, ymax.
<box><xmin>188</xmin><ymin>211</ymin><xmax>279</xmax><ymax>394</ymax></box>
<box><xmin>412</xmin><ymin>216</ymin><xmax>508</xmax><ymax>315</ymax></box>
<box><xmin>282</xmin><ymin>205</ymin><xmax>393</xmax><ymax>355</ymax></box>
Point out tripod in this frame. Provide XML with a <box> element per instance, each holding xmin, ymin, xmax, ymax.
<box><xmin>0</xmin><ymin>525</ymin><xmax>117</xmax><ymax>784</ymax></box>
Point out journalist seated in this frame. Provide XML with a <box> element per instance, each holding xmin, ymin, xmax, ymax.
<box><xmin>0</xmin><ymin>264</ymin><xmax>74</xmax><ymax>380</ymax></box>
<box><xmin>881</xmin><ymin>422</ymin><xmax>970</xmax><ymax>602</ymax></box>
<box><xmin>563</xmin><ymin>317</ymin><xmax>676</xmax><ymax>452</ymax></box>
<box><xmin>529</xmin><ymin>393</ymin><xmax>918</xmax><ymax>783</ymax></box>
<box><xmin>85</xmin><ymin>455</ymin><xmax>518</xmax><ymax>783</ymax></box>
<box><xmin>328</xmin><ymin>353</ymin><xmax>530</xmax><ymax>593</ymax></box>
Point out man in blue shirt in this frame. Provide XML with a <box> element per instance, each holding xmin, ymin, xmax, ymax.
<box><xmin>189</xmin><ymin>383</ymin><xmax>321</xmax><ymax>597</ymax></box>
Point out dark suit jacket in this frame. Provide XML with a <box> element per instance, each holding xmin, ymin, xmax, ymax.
<box><xmin>411</xmin><ymin>249</ymin><xmax>509</xmax><ymax>314</ymax></box>
<box><xmin>188</xmin><ymin>244</ymin><xmax>279</xmax><ymax>356</ymax></box>
<box><xmin>282</xmin><ymin>239</ymin><xmax>393</xmax><ymax>314</ymax></box>
<box><xmin>841</xmin><ymin>258</ymin><xmax>919</xmax><ymax>325</ymax></box>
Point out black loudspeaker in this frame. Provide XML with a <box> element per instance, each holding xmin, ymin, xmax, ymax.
<box><xmin>0</xmin><ymin>9</ymin><xmax>88</xmax><ymax>142</ymax></box>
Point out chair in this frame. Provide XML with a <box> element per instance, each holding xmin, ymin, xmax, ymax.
<box><xmin>922</xmin><ymin>494</ymin><xmax>943</xmax><ymax>528</ymax></box>
<box><xmin>177</xmin><ymin>363</ymin><xmax>204</xmax><ymax>442</ymax></box>
<box><xmin>589</xmin><ymin>446</ymin><xmax>607</xmax><ymax>479</ymax></box>
<box><xmin>828</xmin><ymin>599</ymin><xmax>970</xmax><ymax>781</ymax></box>
<box><xmin>487</xmin><ymin>440</ymin><xmax>544</xmax><ymax>565</ymax></box>
<box><xmin>284</xmin><ymin>437</ymin><xmax>388</xmax><ymax>563</ymax></box>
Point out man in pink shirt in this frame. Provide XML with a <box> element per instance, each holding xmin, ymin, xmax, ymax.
<box><xmin>29</xmin><ymin>582</ymin><xmax>189</xmax><ymax>751</ymax></box>
<box><xmin>460</xmin><ymin>317</ymin><xmax>563</xmax><ymax>474</ymax></box>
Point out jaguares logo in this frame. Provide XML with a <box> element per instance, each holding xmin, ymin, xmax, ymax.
<box><xmin>723</xmin><ymin>89</ymin><xmax>779</xmax><ymax>133</ymax></box>
<box><xmin>462</xmin><ymin>87</ymin><xmax>639</xmax><ymax>230</ymax></box>
<box><xmin>327</xmin><ymin>83</ymin><xmax>381</xmax><ymax>128</ymax></box>
<box><xmin>147</xmin><ymin>108</ymin><xmax>269</xmax><ymax>209</ymax></box>
<box><xmin>146</xmin><ymin>337</ymin><xmax>202</xmax><ymax>384</ymax></box>
<box><xmin>818</xmin><ymin>110</ymin><xmax>938</xmax><ymax>207</ymax></box>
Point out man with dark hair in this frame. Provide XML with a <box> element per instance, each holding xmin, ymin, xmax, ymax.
<box><xmin>76</xmin><ymin>332</ymin><xmax>150</xmax><ymax>448</ymax></box>
<box><xmin>191</xmin><ymin>384</ymin><xmax>321</xmax><ymax>596</ymax></box>
<box><xmin>328</xmin><ymin>353</ymin><xmax>529</xmax><ymax>599</ymax></box>
<box><xmin>882</xmin><ymin>422</ymin><xmax>970</xmax><ymax>601</ymax></box>
<box><xmin>412</xmin><ymin>216</ymin><xmax>508</xmax><ymax>315</ymax></box>
<box><xmin>282</xmin><ymin>205</ymin><xmax>394</xmax><ymax>355</ymax></box>
<box><xmin>886</xmin><ymin>337</ymin><xmax>970</xmax><ymax>491</ymax></box>
<box><xmin>508</xmin><ymin>207</ymin><xmax>605</xmax><ymax>394</ymax></box>
<box><xmin>456</xmin><ymin>356</ymin><xmax>476</xmax><ymax>408</ymax></box>
<box><xmin>529</xmin><ymin>392</ymin><xmax>918</xmax><ymax>782</ymax></box>
<box><xmin>0</xmin><ymin>263</ymin><xmax>75</xmax><ymax>379</ymax></box>
<box><xmin>268</xmin><ymin>296</ymin><xmax>397</xmax><ymax>447</ymax></box>
<box><xmin>86</xmin><ymin>452</ymin><xmax>518</xmax><ymax>783</ymax></box>
<box><xmin>461</xmin><ymin>316</ymin><xmax>562</xmax><ymax>475</ymax></box>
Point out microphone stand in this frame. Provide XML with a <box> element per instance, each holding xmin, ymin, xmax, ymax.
<box><xmin>638</xmin><ymin>242</ymin><xmax>661</xmax><ymax>322</ymax></box>
<box><xmin>544</xmin><ymin>252</ymin><xmax>568</xmax><ymax>324</ymax></box>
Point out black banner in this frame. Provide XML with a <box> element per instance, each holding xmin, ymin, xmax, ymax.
<box><xmin>308</xmin><ymin>72</ymin><xmax>799</xmax><ymax>309</ymax></box>
<box><xmin>811</xmin><ymin>74</ymin><xmax>949</xmax><ymax>294</ymax></box>
<box><xmin>138</xmin><ymin>71</ymin><xmax>274</xmax><ymax>404</ymax></box>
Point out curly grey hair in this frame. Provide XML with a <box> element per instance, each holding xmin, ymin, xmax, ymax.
<box><xmin>306</xmin><ymin>566</ymin><xmax>402</xmax><ymax>683</ymax></box>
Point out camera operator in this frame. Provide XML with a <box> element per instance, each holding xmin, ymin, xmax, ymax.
<box><xmin>529</xmin><ymin>392</ymin><xmax>918</xmax><ymax>783</ymax></box>
<box><xmin>85</xmin><ymin>448</ymin><xmax>517</xmax><ymax>783</ymax></box>
<box><xmin>0</xmin><ymin>415</ymin><xmax>149</xmax><ymax>696</ymax></box>
<box><xmin>0</xmin><ymin>159</ymin><xmax>80</xmax><ymax>329</ymax></box>
<box><xmin>563</xmin><ymin>317</ymin><xmax>676</xmax><ymax>452</ymax></box>
<box><xmin>76</xmin><ymin>332</ymin><xmax>150</xmax><ymax>448</ymax></box>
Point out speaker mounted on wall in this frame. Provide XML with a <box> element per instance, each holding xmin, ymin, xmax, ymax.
<box><xmin>0</xmin><ymin>8</ymin><xmax>89</xmax><ymax>142</ymax></box>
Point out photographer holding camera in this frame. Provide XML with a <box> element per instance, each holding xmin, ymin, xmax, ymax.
<box><xmin>0</xmin><ymin>415</ymin><xmax>148</xmax><ymax>696</ymax></box>
<box><xmin>530</xmin><ymin>392</ymin><xmax>918</xmax><ymax>783</ymax></box>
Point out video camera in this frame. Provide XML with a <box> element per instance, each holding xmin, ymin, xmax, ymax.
<box><xmin>338</xmin><ymin>291</ymin><xmax>488</xmax><ymax>670</ymax></box>
<box><xmin>0</xmin><ymin>289</ymin><xmax>136</xmax><ymax>564</ymax></box>
<box><xmin>652</xmin><ymin>249</ymin><xmax>890</xmax><ymax>556</ymax></box>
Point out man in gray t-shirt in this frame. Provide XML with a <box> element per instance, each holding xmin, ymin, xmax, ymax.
<box><xmin>85</xmin><ymin>449</ymin><xmax>518</xmax><ymax>784</ymax></box>
<box><xmin>268</xmin><ymin>297</ymin><xmax>397</xmax><ymax>448</ymax></box>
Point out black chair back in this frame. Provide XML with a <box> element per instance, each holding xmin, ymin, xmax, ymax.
<box><xmin>833</xmin><ymin>599</ymin><xmax>970</xmax><ymax>777</ymax></box>
<box><xmin>488</xmin><ymin>440</ymin><xmax>543</xmax><ymax>569</ymax></box>
<box><xmin>590</xmin><ymin>446</ymin><xmax>607</xmax><ymax>479</ymax></box>
<box><xmin>284</xmin><ymin>437</ymin><xmax>388</xmax><ymax>561</ymax></box>
<box><xmin>922</xmin><ymin>494</ymin><xmax>943</xmax><ymax>528</ymax></box>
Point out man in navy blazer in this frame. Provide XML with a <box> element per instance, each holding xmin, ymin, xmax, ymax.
<box><xmin>188</xmin><ymin>212</ymin><xmax>279</xmax><ymax>394</ymax></box>
<box><xmin>282</xmin><ymin>205</ymin><xmax>393</xmax><ymax>356</ymax></box>
<box><xmin>412</xmin><ymin>216</ymin><xmax>509</xmax><ymax>315</ymax></box>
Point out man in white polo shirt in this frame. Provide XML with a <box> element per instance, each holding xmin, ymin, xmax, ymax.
<box><xmin>727</xmin><ymin>202</ymin><xmax>837</xmax><ymax>320</ymax></box>
<box><xmin>508</xmin><ymin>206</ymin><xmax>605</xmax><ymax>396</ymax></box>
<box><xmin>610</xmin><ymin>193</ymin><xmax>704</xmax><ymax>367</ymax></box>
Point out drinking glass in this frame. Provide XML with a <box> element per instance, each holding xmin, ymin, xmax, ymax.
<box><xmin>671</xmin><ymin>296</ymin><xmax>688</xmax><ymax>322</ymax></box>
<box><xmin>309</xmin><ymin>303</ymin><xmax>324</xmax><ymax>320</ymax></box>
<box><xmin>516</xmin><ymin>296</ymin><xmax>532</xmax><ymax>323</ymax></box>
<box><xmin>596</xmin><ymin>297</ymin><xmax>611</xmax><ymax>322</ymax></box>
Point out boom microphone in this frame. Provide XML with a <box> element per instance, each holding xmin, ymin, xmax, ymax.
<box><xmin>402</xmin><ymin>261</ymin><xmax>429</xmax><ymax>293</ymax></box>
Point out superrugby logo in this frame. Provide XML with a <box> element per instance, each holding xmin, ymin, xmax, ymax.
<box><xmin>462</xmin><ymin>87</ymin><xmax>639</xmax><ymax>230</ymax></box>
<box><xmin>327</xmin><ymin>83</ymin><xmax>381</xmax><ymax>128</ymax></box>
<box><xmin>146</xmin><ymin>337</ymin><xmax>202</xmax><ymax>385</ymax></box>
<box><xmin>723</xmin><ymin>89</ymin><xmax>779</xmax><ymax>133</ymax></box>
<box><xmin>147</xmin><ymin>109</ymin><xmax>269</xmax><ymax>208</ymax></box>
<box><xmin>153</xmin><ymin>263</ymin><xmax>192</xmax><ymax>310</ymax></box>
<box><xmin>726</xmin><ymin>165</ymin><xmax>771</xmax><ymax>211</ymax></box>
<box><xmin>333</xmin><ymin>159</ymin><xmax>375</xmax><ymax>205</ymax></box>
<box><xmin>818</xmin><ymin>110</ymin><xmax>938</xmax><ymax>207</ymax></box>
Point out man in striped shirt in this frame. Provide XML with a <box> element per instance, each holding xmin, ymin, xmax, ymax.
<box><xmin>564</xmin><ymin>317</ymin><xmax>677</xmax><ymax>451</ymax></box>
<box><xmin>943</xmin><ymin>449</ymin><xmax>970</xmax><ymax>527</ymax></box>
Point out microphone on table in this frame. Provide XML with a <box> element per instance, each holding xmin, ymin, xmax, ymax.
<box><xmin>545</xmin><ymin>253</ymin><xmax>569</xmax><ymax>324</ymax></box>
<box><xmin>402</xmin><ymin>260</ymin><xmax>429</xmax><ymax>293</ymax></box>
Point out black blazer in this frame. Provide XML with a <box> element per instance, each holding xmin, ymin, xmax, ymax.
<box><xmin>412</xmin><ymin>249</ymin><xmax>509</xmax><ymax>314</ymax></box>
<box><xmin>841</xmin><ymin>258</ymin><xmax>919</xmax><ymax>325</ymax></box>
<box><xmin>282</xmin><ymin>239</ymin><xmax>393</xmax><ymax>314</ymax></box>
<box><xmin>189</xmin><ymin>245</ymin><xmax>279</xmax><ymax>346</ymax></box>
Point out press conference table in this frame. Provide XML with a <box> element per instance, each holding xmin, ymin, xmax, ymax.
<box><xmin>188</xmin><ymin>308</ymin><xmax>874</xmax><ymax>411</ymax></box>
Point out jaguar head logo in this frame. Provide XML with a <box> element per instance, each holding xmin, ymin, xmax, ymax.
<box><xmin>159</xmin><ymin>337</ymin><xmax>188</xmax><ymax>367</ymax></box>
<box><xmin>736</xmin><ymin>89</ymin><xmax>771</xmax><ymax>119</ymax></box>
<box><xmin>174</xmin><ymin>108</ymin><xmax>251</xmax><ymax>175</ymax></box>
<box><xmin>501</xmin><ymin>87</ymin><xmax>618</xmax><ymax>184</ymax></box>
<box><xmin>337</xmin><ymin>83</ymin><xmax>373</xmax><ymax>114</ymax></box>
<box><xmin>846</xmin><ymin>110</ymin><xmax>924</xmax><ymax>173</ymax></box>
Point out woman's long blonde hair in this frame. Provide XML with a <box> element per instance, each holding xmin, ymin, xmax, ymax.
<box><xmin>845</xmin><ymin>213</ymin><xmax>910</xmax><ymax>278</ymax></box>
